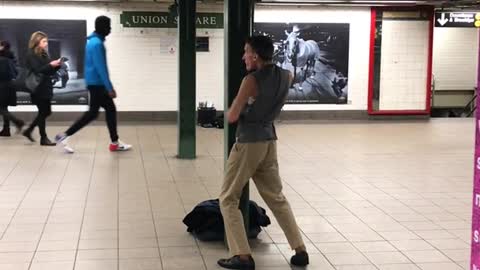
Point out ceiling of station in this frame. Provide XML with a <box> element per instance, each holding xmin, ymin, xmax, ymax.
<box><xmin>6</xmin><ymin>0</ymin><xmax>480</xmax><ymax>9</ymax></box>
<box><xmin>257</xmin><ymin>0</ymin><xmax>480</xmax><ymax>8</ymax></box>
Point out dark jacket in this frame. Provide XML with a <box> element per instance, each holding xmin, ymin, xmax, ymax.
<box><xmin>0</xmin><ymin>50</ymin><xmax>18</xmax><ymax>78</ymax></box>
<box><xmin>0</xmin><ymin>55</ymin><xmax>17</xmax><ymax>106</ymax></box>
<box><xmin>25</xmin><ymin>50</ymin><xmax>58</xmax><ymax>100</ymax></box>
<box><xmin>183</xmin><ymin>199</ymin><xmax>271</xmax><ymax>241</ymax></box>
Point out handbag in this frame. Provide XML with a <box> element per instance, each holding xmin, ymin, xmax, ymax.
<box><xmin>13</xmin><ymin>68</ymin><xmax>42</xmax><ymax>93</ymax></box>
<box><xmin>24</xmin><ymin>69</ymin><xmax>42</xmax><ymax>93</ymax></box>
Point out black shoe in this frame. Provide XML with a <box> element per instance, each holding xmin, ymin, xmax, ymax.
<box><xmin>218</xmin><ymin>255</ymin><xmax>255</xmax><ymax>270</ymax></box>
<box><xmin>0</xmin><ymin>129</ymin><xmax>11</xmax><ymax>137</ymax></box>
<box><xmin>22</xmin><ymin>130</ymin><xmax>35</xmax><ymax>142</ymax></box>
<box><xmin>291</xmin><ymin>251</ymin><xmax>309</xmax><ymax>267</ymax></box>
<box><xmin>14</xmin><ymin>121</ymin><xmax>24</xmax><ymax>134</ymax></box>
<box><xmin>40</xmin><ymin>137</ymin><xmax>56</xmax><ymax>146</ymax></box>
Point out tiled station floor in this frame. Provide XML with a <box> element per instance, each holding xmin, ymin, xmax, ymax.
<box><xmin>0</xmin><ymin>119</ymin><xmax>473</xmax><ymax>270</ymax></box>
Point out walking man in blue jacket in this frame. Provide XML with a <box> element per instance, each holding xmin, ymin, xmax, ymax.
<box><xmin>56</xmin><ymin>16</ymin><xmax>131</xmax><ymax>153</ymax></box>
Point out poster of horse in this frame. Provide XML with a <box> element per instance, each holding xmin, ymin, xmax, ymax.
<box><xmin>254</xmin><ymin>23</ymin><xmax>350</xmax><ymax>104</ymax></box>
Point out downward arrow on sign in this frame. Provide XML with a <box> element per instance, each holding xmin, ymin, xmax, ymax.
<box><xmin>437</xmin><ymin>13</ymin><xmax>449</xmax><ymax>26</ymax></box>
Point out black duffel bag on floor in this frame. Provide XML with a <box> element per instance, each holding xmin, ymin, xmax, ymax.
<box><xmin>183</xmin><ymin>199</ymin><xmax>271</xmax><ymax>241</ymax></box>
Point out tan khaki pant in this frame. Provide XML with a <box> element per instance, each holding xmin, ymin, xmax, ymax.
<box><xmin>219</xmin><ymin>141</ymin><xmax>305</xmax><ymax>256</ymax></box>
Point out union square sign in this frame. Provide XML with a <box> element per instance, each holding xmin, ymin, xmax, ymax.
<box><xmin>120</xmin><ymin>11</ymin><xmax>223</xmax><ymax>29</ymax></box>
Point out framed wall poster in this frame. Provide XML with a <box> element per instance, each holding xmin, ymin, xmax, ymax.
<box><xmin>254</xmin><ymin>22</ymin><xmax>350</xmax><ymax>104</ymax></box>
<box><xmin>0</xmin><ymin>19</ymin><xmax>88</xmax><ymax>105</ymax></box>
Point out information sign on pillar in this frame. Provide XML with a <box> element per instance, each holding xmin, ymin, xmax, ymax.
<box><xmin>473</xmin><ymin>214</ymin><xmax>480</xmax><ymax>269</ymax></box>
<box><xmin>472</xmin><ymin>28</ymin><xmax>480</xmax><ymax>270</ymax></box>
<box><xmin>474</xmin><ymin>188</ymin><xmax>480</xmax><ymax>267</ymax></box>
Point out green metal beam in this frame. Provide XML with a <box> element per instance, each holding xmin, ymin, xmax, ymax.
<box><xmin>224</xmin><ymin>0</ymin><xmax>255</xmax><ymax>237</ymax></box>
<box><xmin>178</xmin><ymin>0</ymin><xmax>196</xmax><ymax>159</ymax></box>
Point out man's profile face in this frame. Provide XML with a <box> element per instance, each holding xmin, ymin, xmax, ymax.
<box><xmin>242</xmin><ymin>43</ymin><xmax>257</xmax><ymax>72</ymax></box>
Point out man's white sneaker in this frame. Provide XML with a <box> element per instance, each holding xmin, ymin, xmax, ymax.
<box><xmin>62</xmin><ymin>143</ymin><xmax>75</xmax><ymax>154</ymax></box>
<box><xmin>109</xmin><ymin>140</ymin><xmax>132</xmax><ymax>152</ymax></box>
<box><xmin>55</xmin><ymin>133</ymin><xmax>67</xmax><ymax>143</ymax></box>
<box><xmin>55</xmin><ymin>133</ymin><xmax>74</xmax><ymax>154</ymax></box>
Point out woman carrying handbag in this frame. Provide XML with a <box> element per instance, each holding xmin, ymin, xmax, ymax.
<box><xmin>22</xmin><ymin>31</ymin><xmax>62</xmax><ymax>146</ymax></box>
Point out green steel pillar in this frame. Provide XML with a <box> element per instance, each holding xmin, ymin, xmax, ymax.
<box><xmin>224</xmin><ymin>0</ymin><xmax>255</xmax><ymax>235</ymax></box>
<box><xmin>178</xmin><ymin>0</ymin><xmax>196</xmax><ymax>159</ymax></box>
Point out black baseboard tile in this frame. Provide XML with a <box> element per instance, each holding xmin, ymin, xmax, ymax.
<box><xmin>9</xmin><ymin>110</ymin><xmax>429</xmax><ymax>123</ymax></box>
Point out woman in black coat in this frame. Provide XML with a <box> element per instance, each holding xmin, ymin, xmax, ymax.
<box><xmin>22</xmin><ymin>31</ymin><xmax>61</xmax><ymax>146</ymax></box>
<box><xmin>0</xmin><ymin>41</ymin><xmax>24</xmax><ymax>136</ymax></box>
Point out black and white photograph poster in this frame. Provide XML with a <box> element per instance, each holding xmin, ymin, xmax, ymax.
<box><xmin>0</xmin><ymin>19</ymin><xmax>88</xmax><ymax>105</ymax></box>
<box><xmin>254</xmin><ymin>23</ymin><xmax>350</xmax><ymax>104</ymax></box>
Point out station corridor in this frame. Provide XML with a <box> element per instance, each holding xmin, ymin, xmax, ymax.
<box><xmin>0</xmin><ymin>119</ymin><xmax>473</xmax><ymax>270</ymax></box>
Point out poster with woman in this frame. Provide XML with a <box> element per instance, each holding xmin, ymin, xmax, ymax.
<box><xmin>0</xmin><ymin>19</ymin><xmax>88</xmax><ymax>105</ymax></box>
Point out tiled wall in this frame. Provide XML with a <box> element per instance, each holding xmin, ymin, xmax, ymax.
<box><xmin>433</xmin><ymin>28</ymin><xmax>479</xmax><ymax>91</ymax></box>
<box><xmin>1</xmin><ymin>1</ymin><xmax>224</xmax><ymax>112</ymax></box>
<box><xmin>2</xmin><ymin>2</ymin><xmax>372</xmax><ymax>112</ymax></box>
<box><xmin>379</xmin><ymin>20</ymin><xmax>430</xmax><ymax>111</ymax></box>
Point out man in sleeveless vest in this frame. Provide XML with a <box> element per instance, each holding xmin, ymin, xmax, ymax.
<box><xmin>217</xmin><ymin>36</ymin><xmax>309</xmax><ymax>270</ymax></box>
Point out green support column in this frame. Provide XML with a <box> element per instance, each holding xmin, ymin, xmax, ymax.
<box><xmin>178</xmin><ymin>0</ymin><xmax>196</xmax><ymax>159</ymax></box>
<box><xmin>224</xmin><ymin>0</ymin><xmax>255</xmax><ymax>234</ymax></box>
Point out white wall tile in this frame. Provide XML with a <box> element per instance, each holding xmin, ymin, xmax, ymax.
<box><xmin>433</xmin><ymin>27</ymin><xmax>479</xmax><ymax>91</ymax></box>
<box><xmin>379</xmin><ymin>20</ymin><xmax>429</xmax><ymax>111</ymax></box>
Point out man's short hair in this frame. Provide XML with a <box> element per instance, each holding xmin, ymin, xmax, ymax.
<box><xmin>246</xmin><ymin>35</ymin><xmax>274</xmax><ymax>61</ymax></box>
<box><xmin>95</xmin><ymin>16</ymin><xmax>111</xmax><ymax>31</ymax></box>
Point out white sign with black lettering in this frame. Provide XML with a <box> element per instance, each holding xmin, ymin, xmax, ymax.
<box><xmin>435</xmin><ymin>12</ymin><xmax>480</xmax><ymax>28</ymax></box>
